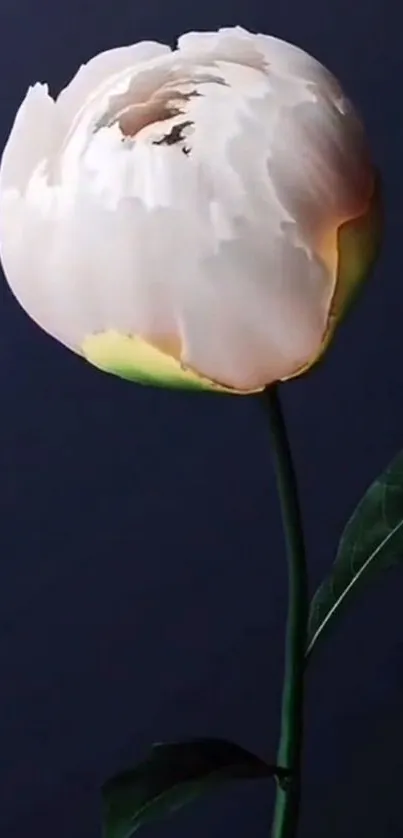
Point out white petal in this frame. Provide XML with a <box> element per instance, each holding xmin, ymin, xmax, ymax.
<box><xmin>0</xmin><ymin>180</ymin><xmax>87</xmax><ymax>350</ymax></box>
<box><xmin>265</xmin><ymin>91</ymin><xmax>373</xmax><ymax>257</ymax></box>
<box><xmin>179</xmin><ymin>224</ymin><xmax>332</xmax><ymax>390</ymax></box>
<box><xmin>177</xmin><ymin>28</ymin><xmax>372</xmax><ymax>263</ymax></box>
<box><xmin>47</xmin><ymin>186</ymin><xmax>180</xmax><ymax>345</ymax></box>
<box><xmin>178</xmin><ymin>26</ymin><xmax>270</xmax><ymax>68</ymax></box>
<box><xmin>0</xmin><ymin>153</ymin><xmax>182</xmax><ymax>353</ymax></box>
<box><xmin>55</xmin><ymin>50</ymin><xmax>205</xmax><ymax>199</ymax></box>
<box><xmin>0</xmin><ymin>84</ymin><xmax>63</xmax><ymax>191</ymax></box>
<box><xmin>178</xmin><ymin>27</ymin><xmax>336</xmax><ymax>88</ymax></box>
<box><xmin>56</xmin><ymin>41</ymin><xmax>171</xmax><ymax>124</ymax></box>
<box><xmin>252</xmin><ymin>32</ymin><xmax>341</xmax><ymax>88</ymax></box>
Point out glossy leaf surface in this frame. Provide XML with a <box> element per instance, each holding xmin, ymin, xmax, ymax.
<box><xmin>307</xmin><ymin>451</ymin><xmax>403</xmax><ymax>657</ymax></box>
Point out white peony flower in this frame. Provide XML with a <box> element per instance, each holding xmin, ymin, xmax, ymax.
<box><xmin>0</xmin><ymin>26</ymin><xmax>381</xmax><ymax>393</ymax></box>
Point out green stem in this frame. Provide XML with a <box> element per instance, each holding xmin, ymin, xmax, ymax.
<box><xmin>263</xmin><ymin>385</ymin><xmax>309</xmax><ymax>838</ymax></box>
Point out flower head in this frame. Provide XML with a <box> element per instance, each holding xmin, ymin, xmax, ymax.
<box><xmin>0</xmin><ymin>27</ymin><xmax>381</xmax><ymax>393</ymax></box>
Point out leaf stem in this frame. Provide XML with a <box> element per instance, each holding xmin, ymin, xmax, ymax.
<box><xmin>263</xmin><ymin>385</ymin><xmax>309</xmax><ymax>838</ymax></box>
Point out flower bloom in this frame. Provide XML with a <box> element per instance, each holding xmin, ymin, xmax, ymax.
<box><xmin>0</xmin><ymin>27</ymin><xmax>381</xmax><ymax>393</ymax></box>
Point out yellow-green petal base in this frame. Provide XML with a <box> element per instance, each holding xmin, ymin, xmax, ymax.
<box><xmin>82</xmin><ymin>331</ymin><xmax>259</xmax><ymax>395</ymax></box>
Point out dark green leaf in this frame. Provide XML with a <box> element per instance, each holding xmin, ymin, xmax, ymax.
<box><xmin>307</xmin><ymin>450</ymin><xmax>403</xmax><ymax>658</ymax></box>
<box><xmin>103</xmin><ymin>738</ymin><xmax>285</xmax><ymax>838</ymax></box>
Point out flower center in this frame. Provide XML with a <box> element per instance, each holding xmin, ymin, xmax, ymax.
<box><xmin>113</xmin><ymin>94</ymin><xmax>189</xmax><ymax>138</ymax></box>
<box><xmin>95</xmin><ymin>71</ymin><xmax>228</xmax><ymax>152</ymax></box>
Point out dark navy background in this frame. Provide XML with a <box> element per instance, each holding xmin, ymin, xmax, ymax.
<box><xmin>0</xmin><ymin>1</ymin><xmax>401</xmax><ymax>836</ymax></box>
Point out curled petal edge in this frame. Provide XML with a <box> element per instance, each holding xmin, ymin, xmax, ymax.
<box><xmin>284</xmin><ymin>170</ymin><xmax>383</xmax><ymax>382</ymax></box>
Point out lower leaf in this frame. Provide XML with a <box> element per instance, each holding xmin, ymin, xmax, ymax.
<box><xmin>102</xmin><ymin>737</ymin><xmax>287</xmax><ymax>838</ymax></box>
